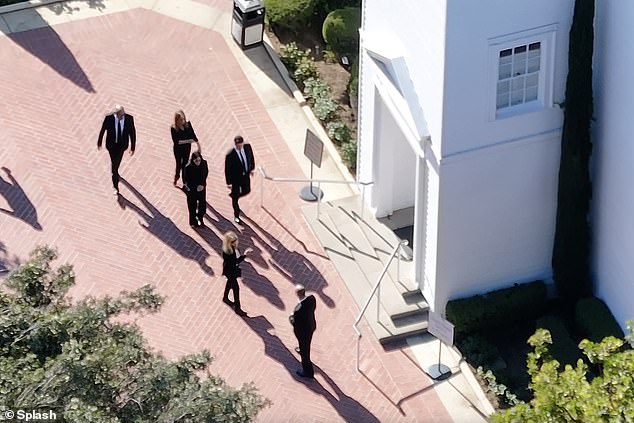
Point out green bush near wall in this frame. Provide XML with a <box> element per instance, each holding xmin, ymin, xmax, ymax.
<box><xmin>535</xmin><ymin>315</ymin><xmax>584</xmax><ymax>366</ymax></box>
<box><xmin>0</xmin><ymin>0</ymin><xmax>25</xmax><ymax>5</ymax></box>
<box><xmin>575</xmin><ymin>297</ymin><xmax>624</xmax><ymax>343</ymax></box>
<box><xmin>322</xmin><ymin>7</ymin><xmax>361</xmax><ymax>57</ymax></box>
<box><xmin>446</xmin><ymin>281</ymin><xmax>547</xmax><ymax>337</ymax></box>
<box><xmin>265</xmin><ymin>0</ymin><xmax>319</xmax><ymax>34</ymax></box>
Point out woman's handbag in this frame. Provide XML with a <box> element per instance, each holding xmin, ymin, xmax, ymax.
<box><xmin>235</xmin><ymin>266</ymin><xmax>242</xmax><ymax>278</ymax></box>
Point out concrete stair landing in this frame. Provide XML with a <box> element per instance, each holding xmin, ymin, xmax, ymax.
<box><xmin>302</xmin><ymin>196</ymin><xmax>429</xmax><ymax>344</ymax></box>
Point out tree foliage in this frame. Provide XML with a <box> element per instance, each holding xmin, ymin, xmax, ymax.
<box><xmin>0</xmin><ymin>246</ymin><xmax>268</xmax><ymax>422</ymax></box>
<box><xmin>552</xmin><ymin>0</ymin><xmax>594</xmax><ymax>303</ymax></box>
<box><xmin>492</xmin><ymin>324</ymin><xmax>634</xmax><ymax>423</ymax></box>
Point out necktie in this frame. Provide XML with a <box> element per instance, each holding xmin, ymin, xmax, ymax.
<box><xmin>118</xmin><ymin>120</ymin><xmax>123</xmax><ymax>142</ymax></box>
<box><xmin>239</xmin><ymin>150</ymin><xmax>247</xmax><ymax>173</ymax></box>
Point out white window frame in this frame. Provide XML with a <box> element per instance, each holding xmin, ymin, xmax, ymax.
<box><xmin>488</xmin><ymin>25</ymin><xmax>557</xmax><ymax>121</ymax></box>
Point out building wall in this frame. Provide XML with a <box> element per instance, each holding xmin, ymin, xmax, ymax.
<box><xmin>442</xmin><ymin>0</ymin><xmax>573</xmax><ymax>157</ymax></box>
<box><xmin>592</xmin><ymin>1</ymin><xmax>634</xmax><ymax>328</ymax></box>
<box><xmin>435</xmin><ymin>132</ymin><xmax>560</xmax><ymax>308</ymax></box>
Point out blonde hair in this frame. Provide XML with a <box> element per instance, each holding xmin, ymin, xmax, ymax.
<box><xmin>172</xmin><ymin>110</ymin><xmax>187</xmax><ymax>129</ymax></box>
<box><xmin>222</xmin><ymin>231</ymin><xmax>238</xmax><ymax>254</ymax></box>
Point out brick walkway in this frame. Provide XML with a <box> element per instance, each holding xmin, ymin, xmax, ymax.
<box><xmin>0</xmin><ymin>6</ymin><xmax>451</xmax><ymax>422</ymax></box>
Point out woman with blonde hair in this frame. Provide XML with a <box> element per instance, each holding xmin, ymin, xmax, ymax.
<box><xmin>170</xmin><ymin>110</ymin><xmax>199</xmax><ymax>186</ymax></box>
<box><xmin>221</xmin><ymin>231</ymin><xmax>252</xmax><ymax>316</ymax></box>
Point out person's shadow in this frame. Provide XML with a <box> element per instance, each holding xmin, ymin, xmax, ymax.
<box><xmin>0</xmin><ymin>167</ymin><xmax>42</xmax><ymax>230</ymax></box>
<box><xmin>117</xmin><ymin>179</ymin><xmax>213</xmax><ymax>275</ymax></box>
<box><xmin>243</xmin><ymin>315</ymin><xmax>380</xmax><ymax>422</ymax></box>
<box><xmin>200</xmin><ymin>205</ymin><xmax>285</xmax><ymax>309</ymax></box>
<box><xmin>242</xmin><ymin>215</ymin><xmax>335</xmax><ymax>308</ymax></box>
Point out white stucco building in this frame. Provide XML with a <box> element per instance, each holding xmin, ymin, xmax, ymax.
<box><xmin>357</xmin><ymin>0</ymin><xmax>632</xmax><ymax>329</ymax></box>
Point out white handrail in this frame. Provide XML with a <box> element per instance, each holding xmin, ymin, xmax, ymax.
<box><xmin>258</xmin><ymin>166</ymin><xmax>373</xmax><ymax>219</ymax></box>
<box><xmin>352</xmin><ymin>239</ymin><xmax>408</xmax><ymax>371</ymax></box>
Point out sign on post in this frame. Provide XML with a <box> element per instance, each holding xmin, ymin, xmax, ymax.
<box><xmin>425</xmin><ymin>311</ymin><xmax>455</xmax><ymax>380</ymax></box>
<box><xmin>299</xmin><ymin>129</ymin><xmax>325</xmax><ymax>201</ymax></box>
<box><xmin>428</xmin><ymin>310</ymin><xmax>454</xmax><ymax>346</ymax></box>
<box><xmin>303</xmin><ymin>129</ymin><xmax>324</xmax><ymax>168</ymax></box>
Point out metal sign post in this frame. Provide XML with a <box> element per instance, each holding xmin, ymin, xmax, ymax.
<box><xmin>425</xmin><ymin>311</ymin><xmax>454</xmax><ymax>380</ymax></box>
<box><xmin>300</xmin><ymin>129</ymin><xmax>324</xmax><ymax>201</ymax></box>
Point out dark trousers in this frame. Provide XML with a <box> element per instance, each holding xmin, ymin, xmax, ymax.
<box><xmin>223</xmin><ymin>277</ymin><xmax>241</xmax><ymax>310</ymax></box>
<box><xmin>295</xmin><ymin>330</ymin><xmax>314</xmax><ymax>377</ymax></box>
<box><xmin>186</xmin><ymin>188</ymin><xmax>206</xmax><ymax>226</ymax></box>
<box><xmin>173</xmin><ymin>144</ymin><xmax>191</xmax><ymax>181</ymax></box>
<box><xmin>108</xmin><ymin>148</ymin><xmax>125</xmax><ymax>190</ymax></box>
<box><xmin>230</xmin><ymin>176</ymin><xmax>251</xmax><ymax>218</ymax></box>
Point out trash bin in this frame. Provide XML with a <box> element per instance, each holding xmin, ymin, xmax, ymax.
<box><xmin>231</xmin><ymin>0</ymin><xmax>265</xmax><ymax>50</ymax></box>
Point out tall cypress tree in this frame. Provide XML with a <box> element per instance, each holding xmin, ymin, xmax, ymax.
<box><xmin>552</xmin><ymin>0</ymin><xmax>594</xmax><ymax>304</ymax></box>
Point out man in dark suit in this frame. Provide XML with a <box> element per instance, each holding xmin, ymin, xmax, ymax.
<box><xmin>289</xmin><ymin>284</ymin><xmax>317</xmax><ymax>379</ymax></box>
<box><xmin>97</xmin><ymin>105</ymin><xmax>136</xmax><ymax>195</ymax></box>
<box><xmin>224</xmin><ymin>135</ymin><xmax>255</xmax><ymax>224</ymax></box>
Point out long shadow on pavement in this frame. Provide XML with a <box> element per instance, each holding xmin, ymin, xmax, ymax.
<box><xmin>242</xmin><ymin>215</ymin><xmax>335</xmax><ymax>308</ymax></box>
<box><xmin>201</xmin><ymin>205</ymin><xmax>284</xmax><ymax>309</ymax></box>
<box><xmin>244</xmin><ymin>315</ymin><xmax>380</xmax><ymax>423</ymax></box>
<box><xmin>117</xmin><ymin>179</ymin><xmax>213</xmax><ymax>276</ymax></box>
<box><xmin>0</xmin><ymin>167</ymin><xmax>42</xmax><ymax>230</ymax></box>
<box><xmin>8</xmin><ymin>24</ymin><xmax>95</xmax><ymax>93</ymax></box>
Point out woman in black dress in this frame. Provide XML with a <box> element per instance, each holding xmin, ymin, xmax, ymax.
<box><xmin>221</xmin><ymin>231</ymin><xmax>251</xmax><ymax>316</ymax></box>
<box><xmin>183</xmin><ymin>151</ymin><xmax>208</xmax><ymax>228</ymax></box>
<box><xmin>171</xmin><ymin>110</ymin><xmax>199</xmax><ymax>186</ymax></box>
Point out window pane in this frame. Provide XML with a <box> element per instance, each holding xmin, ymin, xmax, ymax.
<box><xmin>529</xmin><ymin>42</ymin><xmax>541</xmax><ymax>51</ymax></box>
<box><xmin>497</xmin><ymin>93</ymin><xmax>509</xmax><ymax>109</ymax></box>
<box><xmin>514</xmin><ymin>45</ymin><xmax>527</xmax><ymax>54</ymax></box>
<box><xmin>513</xmin><ymin>52</ymin><xmax>527</xmax><ymax>75</ymax></box>
<box><xmin>500</xmin><ymin>48</ymin><xmax>512</xmax><ymax>58</ymax></box>
<box><xmin>527</xmin><ymin>57</ymin><xmax>540</xmax><ymax>73</ymax></box>
<box><xmin>525</xmin><ymin>73</ymin><xmax>539</xmax><ymax>88</ymax></box>
<box><xmin>511</xmin><ymin>90</ymin><xmax>524</xmax><ymax>105</ymax></box>
<box><xmin>525</xmin><ymin>86</ymin><xmax>538</xmax><ymax>101</ymax></box>
<box><xmin>512</xmin><ymin>77</ymin><xmax>525</xmax><ymax>91</ymax></box>
<box><xmin>497</xmin><ymin>80</ymin><xmax>510</xmax><ymax>95</ymax></box>
<box><xmin>499</xmin><ymin>64</ymin><xmax>512</xmax><ymax>79</ymax></box>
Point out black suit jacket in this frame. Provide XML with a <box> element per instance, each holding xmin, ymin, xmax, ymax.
<box><xmin>292</xmin><ymin>294</ymin><xmax>317</xmax><ymax>337</ymax></box>
<box><xmin>98</xmin><ymin>113</ymin><xmax>136</xmax><ymax>152</ymax></box>
<box><xmin>224</xmin><ymin>144</ymin><xmax>255</xmax><ymax>185</ymax></box>
<box><xmin>222</xmin><ymin>250</ymin><xmax>245</xmax><ymax>279</ymax></box>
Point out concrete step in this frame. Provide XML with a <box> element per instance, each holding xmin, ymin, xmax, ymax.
<box><xmin>323</xmin><ymin>203</ymin><xmax>427</xmax><ymax>321</ymax></box>
<box><xmin>302</xmin><ymin>198</ymin><xmax>429</xmax><ymax>345</ymax></box>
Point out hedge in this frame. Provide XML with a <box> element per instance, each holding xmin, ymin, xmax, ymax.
<box><xmin>536</xmin><ymin>315</ymin><xmax>583</xmax><ymax>367</ymax></box>
<box><xmin>265</xmin><ymin>0</ymin><xmax>319</xmax><ymax>33</ymax></box>
<box><xmin>575</xmin><ymin>297</ymin><xmax>624</xmax><ymax>343</ymax></box>
<box><xmin>322</xmin><ymin>7</ymin><xmax>361</xmax><ymax>57</ymax></box>
<box><xmin>446</xmin><ymin>281</ymin><xmax>547</xmax><ymax>337</ymax></box>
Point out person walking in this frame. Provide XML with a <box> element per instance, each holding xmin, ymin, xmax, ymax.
<box><xmin>170</xmin><ymin>110</ymin><xmax>199</xmax><ymax>186</ymax></box>
<box><xmin>289</xmin><ymin>284</ymin><xmax>317</xmax><ymax>379</ymax></box>
<box><xmin>97</xmin><ymin>105</ymin><xmax>137</xmax><ymax>195</ymax></box>
<box><xmin>224</xmin><ymin>135</ymin><xmax>255</xmax><ymax>224</ymax></box>
<box><xmin>183</xmin><ymin>151</ymin><xmax>208</xmax><ymax>228</ymax></box>
<box><xmin>221</xmin><ymin>231</ymin><xmax>251</xmax><ymax>317</ymax></box>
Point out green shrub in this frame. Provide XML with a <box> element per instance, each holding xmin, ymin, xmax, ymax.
<box><xmin>313</xmin><ymin>96</ymin><xmax>338</xmax><ymax>122</ymax></box>
<box><xmin>341</xmin><ymin>139</ymin><xmax>357</xmax><ymax>170</ymax></box>
<box><xmin>323</xmin><ymin>49</ymin><xmax>338</xmax><ymax>64</ymax></box>
<box><xmin>458</xmin><ymin>334</ymin><xmax>500</xmax><ymax>368</ymax></box>
<box><xmin>265</xmin><ymin>0</ymin><xmax>319</xmax><ymax>33</ymax></box>
<box><xmin>326</xmin><ymin>121</ymin><xmax>351</xmax><ymax>145</ymax></box>
<box><xmin>303</xmin><ymin>77</ymin><xmax>331</xmax><ymax>104</ymax></box>
<box><xmin>575</xmin><ymin>297</ymin><xmax>624</xmax><ymax>343</ymax></box>
<box><xmin>446</xmin><ymin>281</ymin><xmax>547</xmax><ymax>337</ymax></box>
<box><xmin>322</xmin><ymin>7</ymin><xmax>361</xmax><ymax>57</ymax></box>
<box><xmin>280</xmin><ymin>43</ymin><xmax>319</xmax><ymax>85</ymax></box>
<box><xmin>536</xmin><ymin>316</ymin><xmax>584</xmax><ymax>366</ymax></box>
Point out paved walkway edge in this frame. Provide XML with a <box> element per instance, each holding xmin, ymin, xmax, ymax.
<box><xmin>0</xmin><ymin>0</ymin><xmax>63</xmax><ymax>14</ymax></box>
<box><xmin>261</xmin><ymin>33</ymin><xmax>359</xmax><ymax>193</ymax></box>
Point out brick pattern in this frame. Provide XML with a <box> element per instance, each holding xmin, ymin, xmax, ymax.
<box><xmin>0</xmin><ymin>9</ymin><xmax>451</xmax><ymax>422</ymax></box>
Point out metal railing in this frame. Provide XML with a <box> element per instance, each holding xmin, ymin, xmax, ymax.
<box><xmin>258</xmin><ymin>166</ymin><xmax>373</xmax><ymax>219</ymax></box>
<box><xmin>352</xmin><ymin>239</ymin><xmax>409</xmax><ymax>371</ymax></box>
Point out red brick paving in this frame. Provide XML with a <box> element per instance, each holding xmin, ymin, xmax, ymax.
<box><xmin>0</xmin><ymin>7</ymin><xmax>452</xmax><ymax>422</ymax></box>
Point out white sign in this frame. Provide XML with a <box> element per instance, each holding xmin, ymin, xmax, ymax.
<box><xmin>428</xmin><ymin>311</ymin><xmax>454</xmax><ymax>346</ymax></box>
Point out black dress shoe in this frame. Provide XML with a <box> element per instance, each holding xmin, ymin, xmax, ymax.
<box><xmin>234</xmin><ymin>217</ymin><xmax>242</xmax><ymax>224</ymax></box>
<box><xmin>222</xmin><ymin>298</ymin><xmax>234</xmax><ymax>306</ymax></box>
<box><xmin>294</xmin><ymin>347</ymin><xmax>301</xmax><ymax>354</ymax></box>
<box><xmin>295</xmin><ymin>370</ymin><xmax>314</xmax><ymax>379</ymax></box>
<box><xmin>235</xmin><ymin>309</ymin><xmax>248</xmax><ymax>317</ymax></box>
